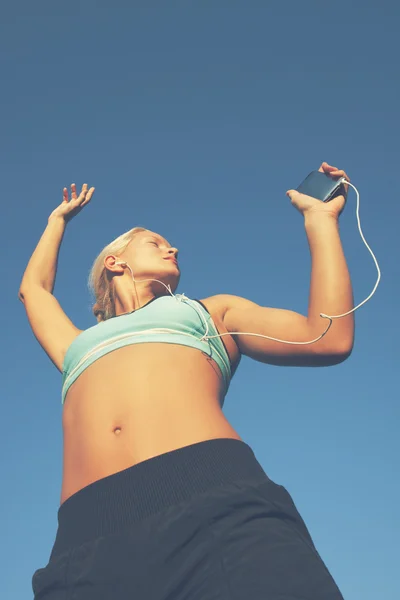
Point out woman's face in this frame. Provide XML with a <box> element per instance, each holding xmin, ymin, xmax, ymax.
<box><xmin>121</xmin><ymin>230</ymin><xmax>180</xmax><ymax>289</ymax></box>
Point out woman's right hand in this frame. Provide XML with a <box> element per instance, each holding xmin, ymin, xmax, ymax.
<box><xmin>48</xmin><ymin>183</ymin><xmax>95</xmax><ymax>223</ymax></box>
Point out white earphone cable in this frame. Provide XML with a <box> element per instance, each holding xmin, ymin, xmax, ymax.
<box><xmin>116</xmin><ymin>179</ymin><xmax>380</xmax><ymax>346</ymax></box>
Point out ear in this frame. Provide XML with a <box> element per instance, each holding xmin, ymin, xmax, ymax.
<box><xmin>103</xmin><ymin>255</ymin><xmax>126</xmax><ymax>274</ymax></box>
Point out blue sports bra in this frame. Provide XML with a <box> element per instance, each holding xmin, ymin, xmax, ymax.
<box><xmin>61</xmin><ymin>293</ymin><xmax>233</xmax><ymax>405</ymax></box>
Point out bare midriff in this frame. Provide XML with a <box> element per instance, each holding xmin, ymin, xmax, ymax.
<box><xmin>61</xmin><ymin>301</ymin><xmax>242</xmax><ymax>505</ymax></box>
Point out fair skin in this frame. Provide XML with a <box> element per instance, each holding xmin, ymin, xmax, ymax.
<box><xmin>105</xmin><ymin>230</ymin><xmax>181</xmax><ymax>316</ymax></box>
<box><xmin>19</xmin><ymin>162</ymin><xmax>354</xmax><ymax>504</ymax></box>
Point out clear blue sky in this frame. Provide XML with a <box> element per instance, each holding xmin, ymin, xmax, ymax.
<box><xmin>2</xmin><ymin>2</ymin><xmax>399</xmax><ymax>598</ymax></box>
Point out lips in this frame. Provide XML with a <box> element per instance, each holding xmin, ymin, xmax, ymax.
<box><xmin>164</xmin><ymin>257</ymin><xmax>178</xmax><ymax>265</ymax></box>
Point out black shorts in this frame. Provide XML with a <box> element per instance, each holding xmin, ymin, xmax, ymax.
<box><xmin>32</xmin><ymin>438</ymin><xmax>344</xmax><ymax>599</ymax></box>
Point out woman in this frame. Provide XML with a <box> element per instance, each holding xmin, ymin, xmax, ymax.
<box><xmin>20</xmin><ymin>162</ymin><xmax>353</xmax><ymax>599</ymax></box>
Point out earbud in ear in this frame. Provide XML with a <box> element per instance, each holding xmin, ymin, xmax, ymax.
<box><xmin>115</xmin><ymin>260</ymin><xmax>134</xmax><ymax>280</ymax></box>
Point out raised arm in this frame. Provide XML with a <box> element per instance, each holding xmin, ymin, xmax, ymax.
<box><xmin>18</xmin><ymin>184</ymin><xmax>94</xmax><ymax>371</ymax></box>
<box><xmin>220</xmin><ymin>162</ymin><xmax>355</xmax><ymax>367</ymax></box>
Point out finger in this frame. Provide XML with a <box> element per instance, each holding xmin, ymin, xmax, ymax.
<box><xmin>81</xmin><ymin>187</ymin><xmax>95</xmax><ymax>206</ymax></box>
<box><xmin>329</xmin><ymin>169</ymin><xmax>350</xmax><ymax>183</ymax></box>
<box><xmin>323</xmin><ymin>165</ymin><xmax>348</xmax><ymax>181</ymax></box>
<box><xmin>329</xmin><ymin>169</ymin><xmax>343</xmax><ymax>177</ymax></box>
<box><xmin>63</xmin><ymin>187</ymin><xmax>68</xmax><ymax>202</ymax></box>
<box><xmin>329</xmin><ymin>170</ymin><xmax>350</xmax><ymax>196</ymax></box>
<box><xmin>318</xmin><ymin>162</ymin><xmax>337</xmax><ymax>173</ymax></box>
<box><xmin>339</xmin><ymin>170</ymin><xmax>350</xmax><ymax>183</ymax></box>
<box><xmin>323</xmin><ymin>162</ymin><xmax>339</xmax><ymax>172</ymax></box>
<box><xmin>77</xmin><ymin>183</ymin><xmax>88</xmax><ymax>203</ymax></box>
<box><xmin>71</xmin><ymin>183</ymin><xmax>77</xmax><ymax>199</ymax></box>
<box><xmin>339</xmin><ymin>171</ymin><xmax>350</xmax><ymax>193</ymax></box>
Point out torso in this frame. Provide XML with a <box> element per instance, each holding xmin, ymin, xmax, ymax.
<box><xmin>61</xmin><ymin>295</ymin><xmax>242</xmax><ymax>505</ymax></box>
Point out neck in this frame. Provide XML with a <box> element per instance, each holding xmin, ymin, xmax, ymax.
<box><xmin>113</xmin><ymin>273</ymin><xmax>174</xmax><ymax>316</ymax></box>
<box><xmin>113</xmin><ymin>277</ymin><xmax>156</xmax><ymax>317</ymax></box>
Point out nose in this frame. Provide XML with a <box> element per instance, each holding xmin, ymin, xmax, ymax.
<box><xmin>168</xmin><ymin>248</ymin><xmax>178</xmax><ymax>259</ymax></box>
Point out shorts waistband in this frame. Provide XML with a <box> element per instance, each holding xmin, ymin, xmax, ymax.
<box><xmin>51</xmin><ymin>438</ymin><xmax>269</xmax><ymax>558</ymax></box>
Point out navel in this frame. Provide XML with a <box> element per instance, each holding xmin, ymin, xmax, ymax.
<box><xmin>113</xmin><ymin>427</ymin><xmax>122</xmax><ymax>436</ymax></box>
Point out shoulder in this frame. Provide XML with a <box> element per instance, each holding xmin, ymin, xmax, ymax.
<box><xmin>197</xmin><ymin>294</ymin><xmax>258</xmax><ymax>323</ymax></box>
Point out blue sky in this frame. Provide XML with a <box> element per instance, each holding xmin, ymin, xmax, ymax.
<box><xmin>2</xmin><ymin>2</ymin><xmax>399</xmax><ymax>598</ymax></box>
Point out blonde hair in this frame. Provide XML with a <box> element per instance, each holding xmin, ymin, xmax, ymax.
<box><xmin>88</xmin><ymin>227</ymin><xmax>149</xmax><ymax>322</ymax></box>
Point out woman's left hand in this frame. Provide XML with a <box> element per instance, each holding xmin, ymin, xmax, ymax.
<box><xmin>286</xmin><ymin>162</ymin><xmax>351</xmax><ymax>218</ymax></box>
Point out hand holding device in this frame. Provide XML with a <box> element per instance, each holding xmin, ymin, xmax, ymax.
<box><xmin>287</xmin><ymin>162</ymin><xmax>349</xmax><ymax>218</ymax></box>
